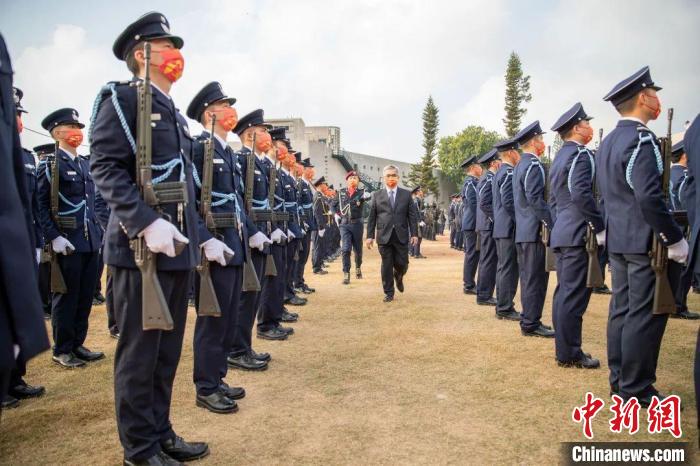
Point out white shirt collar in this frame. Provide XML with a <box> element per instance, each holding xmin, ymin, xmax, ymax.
<box><xmin>621</xmin><ymin>116</ymin><xmax>645</xmax><ymax>125</ymax></box>
<box><xmin>386</xmin><ymin>186</ymin><xmax>396</xmax><ymax>195</ymax></box>
<box><xmin>59</xmin><ymin>147</ymin><xmax>79</xmax><ymax>161</ymax></box>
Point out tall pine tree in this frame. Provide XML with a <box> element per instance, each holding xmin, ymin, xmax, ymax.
<box><xmin>502</xmin><ymin>52</ymin><xmax>532</xmax><ymax>138</ymax></box>
<box><xmin>407</xmin><ymin>96</ymin><xmax>440</xmax><ymax>196</ymax></box>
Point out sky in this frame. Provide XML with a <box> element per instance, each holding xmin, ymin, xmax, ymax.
<box><xmin>2</xmin><ymin>0</ymin><xmax>699</xmax><ymax>162</ymax></box>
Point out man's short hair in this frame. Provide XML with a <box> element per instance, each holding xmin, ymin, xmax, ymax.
<box><xmin>383</xmin><ymin>164</ymin><xmax>399</xmax><ymax>175</ymax></box>
<box><xmin>614</xmin><ymin>92</ymin><xmax>641</xmax><ymax>114</ymax></box>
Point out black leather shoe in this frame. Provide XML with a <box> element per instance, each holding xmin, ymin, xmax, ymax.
<box><xmin>394</xmin><ymin>273</ymin><xmax>404</xmax><ymax>293</ymax></box>
<box><xmin>383</xmin><ymin>295</ymin><xmax>394</xmax><ymax>303</ymax></box>
<box><xmin>124</xmin><ymin>451</ymin><xmax>183</xmax><ymax>466</ymax></box>
<box><xmin>671</xmin><ymin>309</ymin><xmax>700</xmax><ymax>320</ymax></box>
<box><xmin>52</xmin><ymin>353</ymin><xmax>86</xmax><ymax>368</ymax></box>
<box><xmin>219</xmin><ymin>382</ymin><xmax>246</xmax><ymax>400</ymax></box>
<box><xmin>477</xmin><ymin>297</ymin><xmax>497</xmax><ymax>306</ymax></box>
<box><xmin>557</xmin><ymin>355</ymin><xmax>600</xmax><ymax>369</ymax></box>
<box><xmin>43</xmin><ymin>312</ymin><xmax>51</xmax><ymax>320</ymax></box>
<box><xmin>9</xmin><ymin>380</ymin><xmax>45</xmax><ymax>399</ymax></box>
<box><xmin>1</xmin><ymin>394</ymin><xmax>19</xmax><ymax>409</ymax></box>
<box><xmin>160</xmin><ymin>435</ymin><xmax>209</xmax><ymax>462</ymax></box>
<box><xmin>415</xmin><ymin>254</ymin><xmax>426</xmax><ymax>259</ymax></box>
<box><xmin>93</xmin><ymin>292</ymin><xmax>106</xmax><ymax>304</ymax></box>
<box><xmin>196</xmin><ymin>391</ymin><xmax>238</xmax><ymax>414</ymax></box>
<box><xmin>463</xmin><ymin>286</ymin><xmax>477</xmax><ymax>295</ymax></box>
<box><xmin>302</xmin><ymin>284</ymin><xmax>316</xmax><ymax>293</ymax></box>
<box><xmin>257</xmin><ymin>328</ymin><xmax>289</xmax><ymax>340</ymax></box>
<box><xmin>522</xmin><ymin>325</ymin><xmax>555</xmax><ymax>338</ymax></box>
<box><xmin>295</xmin><ymin>286</ymin><xmax>312</xmax><ymax>294</ymax></box>
<box><xmin>496</xmin><ymin>310</ymin><xmax>520</xmax><ymax>321</ymax></box>
<box><xmin>227</xmin><ymin>353</ymin><xmax>268</xmax><ymax>371</ymax></box>
<box><xmin>356</xmin><ymin>268</ymin><xmax>362</xmax><ymax>279</ymax></box>
<box><xmin>592</xmin><ymin>285</ymin><xmax>612</xmax><ymax>295</ymax></box>
<box><xmin>74</xmin><ymin>346</ymin><xmax>105</xmax><ymax>362</ymax></box>
<box><xmin>281</xmin><ymin>310</ymin><xmax>298</xmax><ymax>323</ymax></box>
<box><xmin>276</xmin><ymin>325</ymin><xmax>294</xmax><ymax>335</ymax></box>
<box><xmin>285</xmin><ymin>295</ymin><xmax>307</xmax><ymax>306</ymax></box>
<box><xmin>343</xmin><ymin>272</ymin><xmax>350</xmax><ymax>285</ymax></box>
<box><xmin>248</xmin><ymin>349</ymin><xmax>271</xmax><ymax>362</ymax></box>
<box><xmin>110</xmin><ymin>331</ymin><xmax>120</xmax><ymax>339</ymax></box>
<box><xmin>540</xmin><ymin>323</ymin><xmax>553</xmax><ymax>331</ymax></box>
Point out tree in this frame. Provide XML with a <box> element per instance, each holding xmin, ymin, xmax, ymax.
<box><xmin>437</xmin><ymin>126</ymin><xmax>503</xmax><ymax>186</ymax></box>
<box><xmin>407</xmin><ymin>96</ymin><xmax>440</xmax><ymax>196</ymax></box>
<box><xmin>502</xmin><ymin>52</ymin><xmax>532</xmax><ymax>138</ymax></box>
<box><xmin>548</xmin><ymin>133</ymin><xmax>564</xmax><ymax>164</ymax></box>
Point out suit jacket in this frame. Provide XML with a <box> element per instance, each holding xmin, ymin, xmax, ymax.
<box><xmin>476</xmin><ymin>171</ymin><xmax>494</xmax><ymax>231</ymax></box>
<box><xmin>0</xmin><ymin>33</ymin><xmax>49</xmax><ymax>371</ymax></box>
<box><xmin>461</xmin><ymin>175</ymin><xmax>478</xmax><ymax>231</ymax></box>
<box><xmin>366</xmin><ymin>187</ymin><xmax>418</xmax><ymax>245</ymax></box>
<box><xmin>513</xmin><ymin>152</ymin><xmax>552</xmax><ymax>243</ymax></box>
<box><xmin>492</xmin><ymin>162</ymin><xmax>516</xmax><ymax>239</ymax></box>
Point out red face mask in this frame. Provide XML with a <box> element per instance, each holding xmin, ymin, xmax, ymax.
<box><xmin>295</xmin><ymin>164</ymin><xmax>304</xmax><ymax>177</ymax></box>
<box><xmin>642</xmin><ymin>94</ymin><xmax>661</xmax><ymax>120</ymax></box>
<box><xmin>533</xmin><ymin>139</ymin><xmax>546</xmax><ymax>156</ymax></box>
<box><xmin>385</xmin><ymin>178</ymin><xmax>398</xmax><ymax>189</ymax></box>
<box><xmin>276</xmin><ymin>145</ymin><xmax>288</xmax><ymax>162</ymax></box>
<box><xmin>348</xmin><ymin>178</ymin><xmax>359</xmax><ymax>189</ymax></box>
<box><xmin>212</xmin><ymin>106</ymin><xmax>238</xmax><ymax>132</ymax></box>
<box><xmin>577</xmin><ymin>125</ymin><xmax>594</xmax><ymax>145</ymax></box>
<box><xmin>304</xmin><ymin>168</ymin><xmax>315</xmax><ymax>179</ymax></box>
<box><xmin>255</xmin><ymin>131</ymin><xmax>272</xmax><ymax>153</ymax></box>
<box><xmin>16</xmin><ymin>115</ymin><xmax>23</xmax><ymax>134</ymax></box>
<box><xmin>155</xmin><ymin>48</ymin><xmax>185</xmax><ymax>82</ymax></box>
<box><xmin>60</xmin><ymin>128</ymin><xmax>84</xmax><ymax>148</ymax></box>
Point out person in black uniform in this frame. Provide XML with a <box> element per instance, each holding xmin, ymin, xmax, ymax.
<box><xmin>90</xmin><ymin>12</ymin><xmax>216</xmax><ymax>464</ymax></box>
<box><xmin>186</xmin><ymin>81</ymin><xmax>253</xmax><ymax>414</ymax></box>
<box><xmin>338</xmin><ymin>170</ymin><xmax>370</xmax><ymax>284</ymax></box>
<box><xmin>410</xmin><ymin>187</ymin><xmax>426</xmax><ymax>258</ymax></box>
<box><xmin>293</xmin><ymin>158</ymin><xmax>317</xmax><ymax>293</ymax></box>
<box><xmin>597</xmin><ymin>66</ymin><xmax>686</xmax><ymax>406</ymax></box>
<box><xmin>0</xmin><ymin>33</ymin><xmax>50</xmax><ymax>417</ymax></box>
<box><xmin>279</xmin><ymin>147</ymin><xmax>306</xmax><ymax>308</ymax></box>
<box><xmin>1</xmin><ymin>86</ymin><xmax>47</xmax><ymax>409</ymax></box>
<box><xmin>475</xmin><ymin>149</ymin><xmax>500</xmax><ymax>306</ymax></box>
<box><xmin>549</xmin><ymin>102</ymin><xmax>603</xmax><ymax>368</ymax></box>
<box><xmin>33</xmin><ymin>143</ymin><xmax>56</xmax><ymax>319</ymax></box>
<box><xmin>37</xmin><ymin>108</ymin><xmax>107</xmax><ymax>367</ymax></box>
<box><xmin>312</xmin><ymin>177</ymin><xmax>330</xmax><ymax>274</ymax></box>
<box><xmin>460</xmin><ymin>156</ymin><xmax>482</xmax><ymax>295</ymax></box>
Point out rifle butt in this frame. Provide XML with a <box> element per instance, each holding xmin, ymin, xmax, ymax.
<box><xmin>242</xmin><ymin>255</ymin><xmax>261</xmax><ymax>292</ymax></box>
<box><xmin>196</xmin><ymin>264</ymin><xmax>222</xmax><ymax>317</ymax></box>
<box><xmin>140</xmin><ymin>251</ymin><xmax>175</xmax><ymax>331</ymax></box>
<box><xmin>50</xmin><ymin>257</ymin><xmax>68</xmax><ymax>294</ymax></box>
<box><xmin>265</xmin><ymin>252</ymin><xmax>277</xmax><ymax>276</ymax></box>
<box><xmin>586</xmin><ymin>255</ymin><xmax>605</xmax><ymax>288</ymax></box>
<box><xmin>652</xmin><ymin>269</ymin><xmax>676</xmax><ymax>315</ymax></box>
<box><xmin>545</xmin><ymin>247</ymin><xmax>556</xmax><ymax>272</ymax></box>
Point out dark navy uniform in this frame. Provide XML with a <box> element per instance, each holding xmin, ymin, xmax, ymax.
<box><xmin>311</xmin><ymin>178</ymin><xmax>329</xmax><ymax>273</ymax></box>
<box><xmin>461</xmin><ymin>159</ymin><xmax>479</xmax><ymax>293</ymax></box>
<box><xmin>549</xmin><ymin>103</ymin><xmax>604</xmax><ymax>364</ymax></box>
<box><xmin>476</xmin><ymin>150</ymin><xmax>498</xmax><ymax>304</ymax></box>
<box><xmin>512</xmin><ymin>121</ymin><xmax>552</xmax><ymax>333</ymax></box>
<box><xmin>338</xmin><ymin>176</ymin><xmax>368</xmax><ymax>275</ymax></box>
<box><xmin>492</xmin><ymin>140</ymin><xmax>519</xmax><ymax>316</ymax></box>
<box><xmin>280</xmin><ymin>161</ymin><xmax>303</xmax><ymax>302</ymax></box>
<box><xmin>294</xmin><ymin>167</ymin><xmax>316</xmax><ymax>289</ymax></box>
<box><xmin>89</xmin><ymin>13</ymin><xmax>210</xmax><ymax>462</ymax></box>
<box><xmin>33</xmin><ymin>143</ymin><xmax>56</xmax><ymax>317</ymax></box>
<box><xmin>597</xmin><ymin>67</ymin><xmax>684</xmax><ymax>401</ymax></box>
<box><xmin>0</xmin><ymin>38</ymin><xmax>50</xmax><ymax>406</ymax></box>
<box><xmin>37</xmin><ymin>111</ymin><xmax>105</xmax><ymax>358</ymax></box>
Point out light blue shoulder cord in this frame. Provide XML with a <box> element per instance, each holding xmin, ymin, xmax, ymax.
<box><xmin>43</xmin><ymin>162</ymin><xmax>87</xmax><ymax>226</ymax></box>
<box><xmin>677</xmin><ymin>171</ymin><xmax>688</xmax><ymax>209</ymax></box>
<box><xmin>191</xmin><ymin>165</ymin><xmax>242</xmax><ymax>218</ymax></box>
<box><xmin>499</xmin><ymin>170</ymin><xmax>513</xmax><ymax>196</ymax></box>
<box><xmin>625</xmin><ymin>132</ymin><xmax>663</xmax><ymax>190</ymax></box>
<box><xmin>523</xmin><ymin>160</ymin><xmax>545</xmax><ymax>194</ymax></box>
<box><xmin>567</xmin><ymin>147</ymin><xmax>595</xmax><ymax>193</ymax></box>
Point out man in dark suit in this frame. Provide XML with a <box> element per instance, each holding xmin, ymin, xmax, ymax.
<box><xmin>366</xmin><ymin>165</ymin><xmax>418</xmax><ymax>302</ymax></box>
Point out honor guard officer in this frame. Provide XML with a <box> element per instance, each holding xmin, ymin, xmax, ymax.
<box><xmin>2</xmin><ymin>87</ymin><xmax>46</xmax><ymax>409</ymax></box>
<box><xmin>34</xmin><ymin>143</ymin><xmax>57</xmax><ymax>319</ymax></box>
<box><xmin>492</xmin><ymin>139</ymin><xmax>521</xmax><ymax>321</ymax></box>
<box><xmin>90</xmin><ymin>12</ymin><xmax>214</xmax><ymax>464</ymax></box>
<box><xmin>475</xmin><ymin>149</ymin><xmax>500</xmax><ymax>306</ymax></box>
<box><xmin>598</xmin><ymin>66</ymin><xmax>687</xmax><ymax>405</ymax></box>
<box><xmin>512</xmin><ymin>121</ymin><xmax>555</xmax><ymax>338</ymax></box>
<box><xmin>549</xmin><ymin>103</ymin><xmax>603</xmax><ymax>368</ymax></box>
<box><xmin>671</xmin><ymin>141</ymin><xmax>700</xmax><ymax>320</ymax></box>
<box><xmin>37</xmin><ymin>108</ymin><xmax>107</xmax><ymax>366</ymax></box>
<box><xmin>448</xmin><ymin>195</ymin><xmax>458</xmax><ymax>248</ymax></box>
<box><xmin>460</xmin><ymin>156</ymin><xmax>482</xmax><ymax>295</ymax></box>
<box><xmin>294</xmin><ymin>158</ymin><xmax>317</xmax><ymax>292</ymax></box>
<box><xmin>338</xmin><ymin>170</ymin><xmax>371</xmax><ymax>284</ymax></box>
<box><xmin>410</xmin><ymin>187</ymin><xmax>426</xmax><ymax>258</ymax></box>
<box><xmin>228</xmin><ymin>109</ymin><xmax>275</xmax><ymax>369</ymax></box>
<box><xmin>312</xmin><ymin>176</ymin><xmax>329</xmax><ymax>274</ymax></box>
<box><xmin>186</xmin><ymin>81</ymin><xmax>250</xmax><ymax>414</ymax></box>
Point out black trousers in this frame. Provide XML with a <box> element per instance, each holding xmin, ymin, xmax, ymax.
<box><xmin>516</xmin><ymin>242</ymin><xmax>549</xmax><ymax>332</ymax></box>
<box><xmin>340</xmin><ymin>222</ymin><xmax>364</xmax><ymax>272</ymax></box>
<box><xmin>285</xmin><ymin>238</ymin><xmax>299</xmax><ymax>300</ymax></box>
<box><xmin>674</xmin><ymin>260</ymin><xmax>695</xmax><ymax>313</ymax></box>
<box><xmin>294</xmin><ymin>233</ymin><xmax>311</xmax><ymax>287</ymax></box>
<box><xmin>552</xmin><ymin>247</ymin><xmax>592</xmax><ymax>362</ymax></box>
<box><xmin>311</xmin><ymin>231</ymin><xmax>324</xmax><ymax>271</ymax></box>
<box><xmin>113</xmin><ymin>268</ymin><xmax>189</xmax><ymax>461</ymax></box>
<box><xmin>377</xmin><ymin>231</ymin><xmax>409</xmax><ymax>297</ymax></box>
<box><xmin>495</xmin><ymin>237</ymin><xmax>519</xmax><ymax>313</ymax></box>
<box><xmin>52</xmin><ymin>251</ymin><xmax>99</xmax><ymax>355</ymax></box>
<box><xmin>106</xmin><ymin>266</ymin><xmax>117</xmax><ymax>335</ymax></box>
<box><xmin>449</xmin><ymin>226</ymin><xmax>457</xmax><ymax>247</ymax></box>
<box><xmin>231</xmin><ymin>249</ymin><xmax>265</xmax><ymax>357</ymax></box>
<box><xmin>476</xmin><ymin>229</ymin><xmax>496</xmax><ymax>300</ymax></box>
<box><xmin>462</xmin><ymin>231</ymin><xmax>479</xmax><ymax>289</ymax></box>
<box><xmin>38</xmin><ymin>261</ymin><xmax>51</xmax><ymax>315</ymax></box>
<box><xmin>95</xmin><ymin>248</ymin><xmax>105</xmax><ymax>295</ymax></box>
<box><xmin>258</xmin><ymin>243</ymin><xmax>285</xmax><ymax>331</ymax></box>
<box><xmin>598</xmin><ymin>245</ymin><xmax>609</xmax><ymax>286</ymax></box>
<box><xmin>193</xmin><ymin>264</ymin><xmax>242</xmax><ymax>396</ymax></box>
<box><xmin>607</xmin><ymin>253</ymin><xmax>669</xmax><ymax>399</ymax></box>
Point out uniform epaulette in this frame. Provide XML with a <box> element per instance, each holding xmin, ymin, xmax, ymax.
<box><xmin>89</xmin><ymin>80</ymin><xmax>136</xmax><ymax>151</ymax></box>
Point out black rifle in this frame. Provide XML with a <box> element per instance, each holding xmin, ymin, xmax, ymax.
<box><xmin>49</xmin><ymin>140</ymin><xmax>74</xmax><ymax>294</ymax></box>
<box><xmin>650</xmin><ymin>108</ymin><xmax>676</xmax><ymax>315</ymax></box>
<box><xmin>265</xmin><ymin>163</ymin><xmax>280</xmax><ymax>276</ymax></box>
<box><xmin>131</xmin><ymin>42</ymin><xmax>187</xmax><ymax>331</ymax></box>
<box><xmin>241</xmin><ymin>133</ymin><xmax>262</xmax><ymax>292</ymax></box>
<box><xmin>586</xmin><ymin>129</ymin><xmax>605</xmax><ymax>288</ymax></box>
<box><xmin>541</xmin><ymin>154</ymin><xmax>556</xmax><ymax>271</ymax></box>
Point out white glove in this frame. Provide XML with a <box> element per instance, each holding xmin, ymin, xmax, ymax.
<box><xmin>334</xmin><ymin>213</ymin><xmax>341</xmax><ymax>224</ymax></box>
<box><xmin>201</xmin><ymin>238</ymin><xmax>234</xmax><ymax>266</ymax></box>
<box><xmin>270</xmin><ymin>228</ymin><xmax>287</xmax><ymax>243</ymax></box>
<box><xmin>318</xmin><ymin>228</ymin><xmax>326</xmax><ymax>238</ymax></box>
<box><xmin>51</xmin><ymin>236</ymin><xmax>75</xmax><ymax>255</ymax></box>
<box><xmin>595</xmin><ymin>230</ymin><xmax>606</xmax><ymax>249</ymax></box>
<box><xmin>362</xmin><ymin>192</ymin><xmax>371</xmax><ymax>200</ymax></box>
<box><xmin>249</xmin><ymin>231</ymin><xmax>271</xmax><ymax>251</ymax></box>
<box><xmin>287</xmin><ymin>229</ymin><xmax>296</xmax><ymax>240</ymax></box>
<box><xmin>140</xmin><ymin>218</ymin><xmax>189</xmax><ymax>257</ymax></box>
<box><xmin>419</xmin><ymin>221</ymin><xmax>426</xmax><ymax>228</ymax></box>
<box><xmin>668</xmin><ymin>238</ymin><xmax>689</xmax><ymax>264</ymax></box>
<box><xmin>35</xmin><ymin>248</ymin><xmax>41</xmax><ymax>264</ymax></box>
